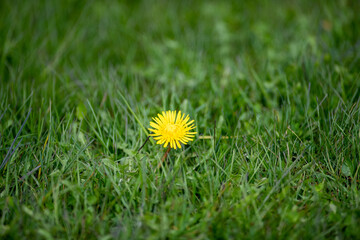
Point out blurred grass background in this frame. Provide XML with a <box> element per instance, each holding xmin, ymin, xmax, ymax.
<box><xmin>1</xmin><ymin>0</ymin><xmax>360</xmax><ymax>239</ymax></box>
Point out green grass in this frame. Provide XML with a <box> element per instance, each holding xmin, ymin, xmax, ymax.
<box><xmin>1</xmin><ymin>0</ymin><xmax>360</xmax><ymax>239</ymax></box>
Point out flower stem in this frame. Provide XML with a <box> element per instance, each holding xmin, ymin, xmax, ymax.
<box><xmin>156</xmin><ymin>145</ymin><xmax>171</xmax><ymax>171</ymax></box>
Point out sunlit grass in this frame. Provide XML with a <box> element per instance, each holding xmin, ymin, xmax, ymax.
<box><xmin>1</xmin><ymin>0</ymin><xmax>360</xmax><ymax>239</ymax></box>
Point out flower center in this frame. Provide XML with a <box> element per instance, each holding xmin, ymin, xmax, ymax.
<box><xmin>165</xmin><ymin>124</ymin><xmax>178</xmax><ymax>136</ymax></box>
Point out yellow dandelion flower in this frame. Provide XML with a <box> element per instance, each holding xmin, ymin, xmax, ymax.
<box><xmin>149</xmin><ymin>110</ymin><xmax>197</xmax><ymax>149</ymax></box>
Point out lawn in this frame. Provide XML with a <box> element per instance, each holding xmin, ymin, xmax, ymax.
<box><xmin>1</xmin><ymin>0</ymin><xmax>360</xmax><ymax>239</ymax></box>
